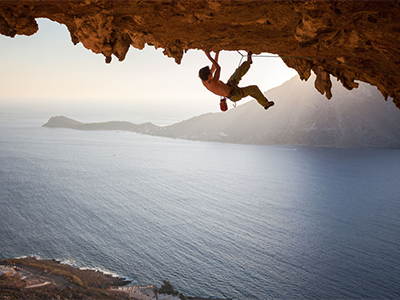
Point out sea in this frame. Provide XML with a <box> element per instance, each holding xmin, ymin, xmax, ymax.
<box><xmin>1</xmin><ymin>114</ymin><xmax>400</xmax><ymax>300</ymax></box>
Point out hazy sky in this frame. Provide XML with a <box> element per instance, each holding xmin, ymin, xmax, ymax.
<box><xmin>0</xmin><ymin>18</ymin><xmax>297</xmax><ymax>124</ymax></box>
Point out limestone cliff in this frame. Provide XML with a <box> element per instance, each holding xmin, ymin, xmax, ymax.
<box><xmin>1</xmin><ymin>0</ymin><xmax>400</xmax><ymax>108</ymax></box>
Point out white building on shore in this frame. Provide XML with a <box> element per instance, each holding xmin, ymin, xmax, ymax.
<box><xmin>110</xmin><ymin>284</ymin><xmax>157</xmax><ymax>300</ymax></box>
<box><xmin>0</xmin><ymin>265</ymin><xmax>15</xmax><ymax>276</ymax></box>
<box><xmin>158</xmin><ymin>294</ymin><xmax>180</xmax><ymax>300</ymax></box>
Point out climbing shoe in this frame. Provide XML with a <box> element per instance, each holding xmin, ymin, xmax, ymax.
<box><xmin>264</xmin><ymin>101</ymin><xmax>275</xmax><ymax>110</ymax></box>
<box><xmin>247</xmin><ymin>51</ymin><xmax>253</xmax><ymax>64</ymax></box>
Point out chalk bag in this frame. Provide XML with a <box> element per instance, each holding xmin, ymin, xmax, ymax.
<box><xmin>220</xmin><ymin>97</ymin><xmax>228</xmax><ymax>112</ymax></box>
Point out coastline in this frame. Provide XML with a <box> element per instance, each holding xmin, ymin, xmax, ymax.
<box><xmin>2</xmin><ymin>256</ymin><xmax>130</xmax><ymax>289</ymax></box>
<box><xmin>0</xmin><ymin>257</ymin><xmax>232</xmax><ymax>300</ymax></box>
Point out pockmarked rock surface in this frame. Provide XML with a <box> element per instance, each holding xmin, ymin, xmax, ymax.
<box><xmin>1</xmin><ymin>0</ymin><xmax>400</xmax><ymax>107</ymax></box>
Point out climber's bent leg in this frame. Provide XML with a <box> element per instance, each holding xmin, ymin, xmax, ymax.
<box><xmin>241</xmin><ymin>85</ymin><xmax>270</xmax><ymax>107</ymax></box>
<box><xmin>228</xmin><ymin>61</ymin><xmax>251</xmax><ymax>85</ymax></box>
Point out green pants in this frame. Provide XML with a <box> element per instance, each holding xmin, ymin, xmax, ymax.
<box><xmin>227</xmin><ymin>61</ymin><xmax>269</xmax><ymax>107</ymax></box>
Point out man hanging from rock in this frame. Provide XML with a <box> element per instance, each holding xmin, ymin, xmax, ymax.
<box><xmin>199</xmin><ymin>50</ymin><xmax>274</xmax><ymax>110</ymax></box>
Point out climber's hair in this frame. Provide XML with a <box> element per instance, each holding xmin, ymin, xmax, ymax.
<box><xmin>199</xmin><ymin>66</ymin><xmax>211</xmax><ymax>81</ymax></box>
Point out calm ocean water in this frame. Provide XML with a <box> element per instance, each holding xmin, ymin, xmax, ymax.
<box><xmin>1</xmin><ymin>115</ymin><xmax>400</xmax><ymax>299</ymax></box>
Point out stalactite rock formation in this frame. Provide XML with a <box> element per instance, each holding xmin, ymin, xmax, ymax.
<box><xmin>1</xmin><ymin>0</ymin><xmax>400</xmax><ymax>108</ymax></box>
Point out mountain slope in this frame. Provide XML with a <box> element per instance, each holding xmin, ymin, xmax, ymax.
<box><xmin>159</xmin><ymin>75</ymin><xmax>400</xmax><ymax>148</ymax></box>
<box><xmin>43</xmin><ymin>75</ymin><xmax>400</xmax><ymax>148</ymax></box>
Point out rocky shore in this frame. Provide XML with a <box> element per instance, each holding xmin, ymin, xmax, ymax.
<box><xmin>0</xmin><ymin>257</ymin><xmax>231</xmax><ymax>300</ymax></box>
<box><xmin>0</xmin><ymin>257</ymin><xmax>130</xmax><ymax>299</ymax></box>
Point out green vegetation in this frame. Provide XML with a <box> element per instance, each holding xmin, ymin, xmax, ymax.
<box><xmin>159</xmin><ymin>280</ymin><xmax>176</xmax><ymax>294</ymax></box>
<box><xmin>157</xmin><ymin>280</ymin><xmax>188</xmax><ymax>299</ymax></box>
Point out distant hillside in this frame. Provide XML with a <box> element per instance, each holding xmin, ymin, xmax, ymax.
<box><xmin>157</xmin><ymin>75</ymin><xmax>400</xmax><ymax>148</ymax></box>
<box><xmin>43</xmin><ymin>116</ymin><xmax>83</xmax><ymax>129</ymax></box>
<box><xmin>44</xmin><ymin>75</ymin><xmax>400</xmax><ymax>148</ymax></box>
<box><xmin>43</xmin><ymin>116</ymin><xmax>158</xmax><ymax>134</ymax></box>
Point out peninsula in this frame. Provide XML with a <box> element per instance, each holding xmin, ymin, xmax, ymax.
<box><xmin>43</xmin><ymin>76</ymin><xmax>400</xmax><ymax>148</ymax></box>
<box><xmin>1</xmin><ymin>257</ymin><xmax>231</xmax><ymax>300</ymax></box>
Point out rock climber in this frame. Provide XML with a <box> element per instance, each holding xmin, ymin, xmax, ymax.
<box><xmin>199</xmin><ymin>50</ymin><xmax>274</xmax><ymax>110</ymax></box>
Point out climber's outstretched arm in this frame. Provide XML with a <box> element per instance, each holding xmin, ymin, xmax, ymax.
<box><xmin>205</xmin><ymin>51</ymin><xmax>221</xmax><ymax>81</ymax></box>
<box><xmin>210</xmin><ymin>51</ymin><xmax>220</xmax><ymax>74</ymax></box>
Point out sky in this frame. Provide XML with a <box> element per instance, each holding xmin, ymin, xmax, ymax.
<box><xmin>0</xmin><ymin>18</ymin><xmax>297</xmax><ymax>125</ymax></box>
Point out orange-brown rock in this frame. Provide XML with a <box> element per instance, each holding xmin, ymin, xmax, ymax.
<box><xmin>1</xmin><ymin>0</ymin><xmax>400</xmax><ymax>108</ymax></box>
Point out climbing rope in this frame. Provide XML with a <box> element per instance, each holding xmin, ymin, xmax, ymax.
<box><xmin>236</xmin><ymin>50</ymin><xmax>280</xmax><ymax>67</ymax></box>
<box><xmin>236</xmin><ymin>50</ymin><xmax>400</xmax><ymax>78</ymax></box>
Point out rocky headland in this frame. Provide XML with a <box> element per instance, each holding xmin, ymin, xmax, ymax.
<box><xmin>43</xmin><ymin>75</ymin><xmax>400</xmax><ymax>148</ymax></box>
<box><xmin>0</xmin><ymin>257</ymin><xmax>231</xmax><ymax>300</ymax></box>
<box><xmin>0</xmin><ymin>257</ymin><xmax>130</xmax><ymax>300</ymax></box>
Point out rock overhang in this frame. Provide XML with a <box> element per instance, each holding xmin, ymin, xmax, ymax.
<box><xmin>1</xmin><ymin>0</ymin><xmax>400</xmax><ymax>108</ymax></box>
